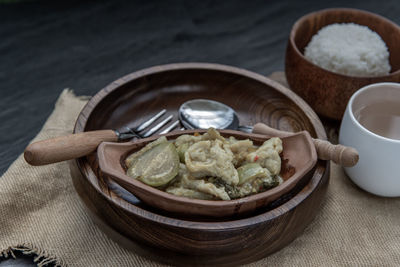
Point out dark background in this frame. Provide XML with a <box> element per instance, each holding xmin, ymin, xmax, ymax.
<box><xmin>1</xmin><ymin>0</ymin><xmax>399</xmax><ymax>265</ymax></box>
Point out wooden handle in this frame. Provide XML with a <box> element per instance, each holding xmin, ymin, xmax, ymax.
<box><xmin>253</xmin><ymin>123</ymin><xmax>359</xmax><ymax>167</ymax></box>
<box><xmin>253</xmin><ymin>123</ymin><xmax>292</xmax><ymax>138</ymax></box>
<box><xmin>312</xmin><ymin>139</ymin><xmax>358</xmax><ymax>167</ymax></box>
<box><xmin>24</xmin><ymin>130</ymin><xmax>118</xmax><ymax>166</ymax></box>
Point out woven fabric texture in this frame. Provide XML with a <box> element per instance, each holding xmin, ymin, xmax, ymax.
<box><xmin>1</xmin><ymin>86</ymin><xmax>399</xmax><ymax>266</ymax></box>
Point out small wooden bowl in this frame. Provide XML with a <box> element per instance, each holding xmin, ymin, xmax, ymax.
<box><xmin>98</xmin><ymin>129</ymin><xmax>317</xmax><ymax>217</ymax></box>
<box><xmin>285</xmin><ymin>8</ymin><xmax>400</xmax><ymax>120</ymax></box>
<box><xmin>70</xmin><ymin>63</ymin><xmax>329</xmax><ymax>265</ymax></box>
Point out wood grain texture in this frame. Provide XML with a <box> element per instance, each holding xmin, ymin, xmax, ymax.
<box><xmin>69</xmin><ymin>63</ymin><xmax>330</xmax><ymax>265</ymax></box>
<box><xmin>97</xmin><ymin>129</ymin><xmax>317</xmax><ymax>217</ymax></box>
<box><xmin>3</xmin><ymin>0</ymin><xmax>400</xmax><ymax>178</ymax></box>
<box><xmin>312</xmin><ymin>139</ymin><xmax>359</xmax><ymax>167</ymax></box>
<box><xmin>2</xmin><ymin>2</ymin><xmax>400</xmax><ymax>266</ymax></box>
<box><xmin>285</xmin><ymin>8</ymin><xmax>400</xmax><ymax>120</ymax></box>
<box><xmin>24</xmin><ymin>130</ymin><xmax>118</xmax><ymax>166</ymax></box>
<box><xmin>253</xmin><ymin>122</ymin><xmax>359</xmax><ymax>166</ymax></box>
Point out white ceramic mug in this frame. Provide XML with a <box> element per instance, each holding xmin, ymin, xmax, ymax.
<box><xmin>339</xmin><ymin>82</ymin><xmax>400</xmax><ymax>197</ymax></box>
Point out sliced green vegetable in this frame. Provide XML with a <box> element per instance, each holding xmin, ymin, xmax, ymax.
<box><xmin>125</xmin><ymin>136</ymin><xmax>168</xmax><ymax>168</ymax></box>
<box><xmin>127</xmin><ymin>142</ymin><xmax>179</xmax><ymax>187</ymax></box>
<box><xmin>237</xmin><ymin>163</ymin><xmax>269</xmax><ymax>185</ymax></box>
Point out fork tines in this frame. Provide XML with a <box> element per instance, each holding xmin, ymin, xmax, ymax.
<box><xmin>133</xmin><ymin>109</ymin><xmax>180</xmax><ymax>138</ymax></box>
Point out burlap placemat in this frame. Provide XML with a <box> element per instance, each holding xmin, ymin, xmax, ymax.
<box><xmin>1</xmin><ymin>78</ymin><xmax>399</xmax><ymax>266</ymax></box>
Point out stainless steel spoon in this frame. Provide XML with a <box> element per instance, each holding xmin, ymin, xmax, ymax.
<box><xmin>179</xmin><ymin>99</ymin><xmax>252</xmax><ymax>132</ymax></box>
<box><xmin>178</xmin><ymin>98</ymin><xmax>359</xmax><ymax>167</ymax></box>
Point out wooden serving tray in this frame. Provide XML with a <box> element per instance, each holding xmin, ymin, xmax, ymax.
<box><xmin>70</xmin><ymin>63</ymin><xmax>329</xmax><ymax>266</ymax></box>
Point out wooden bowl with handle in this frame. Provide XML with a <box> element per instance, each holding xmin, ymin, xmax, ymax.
<box><xmin>285</xmin><ymin>8</ymin><xmax>400</xmax><ymax>120</ymax></box>
<box><xmin>69</xmin><ymin>63</ymin><xmax>330</xmax><ymax>265</ymax></box>
<box><xmin>97</xmin><ymin>129</ymin><xmax>317</xmax><ymax>217</ymax></box>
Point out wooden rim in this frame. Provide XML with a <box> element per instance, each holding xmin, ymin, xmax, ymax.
<box><xmin>73</xmin><ymin>62</ymin><xmax>328</xmax><ymax>229</ymax></box>
<box><xmin>289</xmin><ymin>8</ymin><xmax>400</xmax><ymax>79</ymax></box>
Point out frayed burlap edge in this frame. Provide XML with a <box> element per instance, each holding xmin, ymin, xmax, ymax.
<box><xmin>1</xmin><ymin>243</ymin><xmax>65</xmax><ymax>266</ymax></box>
<box><xmin>0</xmin><ymin>89</ymin><xmax>85</xmax><ymax>267</ymax></box>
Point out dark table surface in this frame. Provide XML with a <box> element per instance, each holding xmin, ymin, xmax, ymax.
<box><xmin>1</xmin><ymin>0</ymin><xmax>399</xmax><ymax>266</ymax></box>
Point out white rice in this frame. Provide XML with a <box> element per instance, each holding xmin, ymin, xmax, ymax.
<box><xmin>304</xmin><ymin>23</ymin><xmax>391</xmax><ymax>77</ymax></box>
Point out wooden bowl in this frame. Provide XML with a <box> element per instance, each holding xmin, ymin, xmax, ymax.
<box><xmin>285</xmin><ymin>8</ymin><xmax>400</xmax><ymax>120</ymax></box>
<box><xmin>70</xmin><ymin>63</ymin><xmax>329</xmax><ymax>265</ymax></box>
<box><xmin>98</xmin><ymin>129</ymin><xmax>317</xmax><ymax>217</ymax></box>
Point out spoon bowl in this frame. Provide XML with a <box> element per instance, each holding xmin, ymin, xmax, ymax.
<box><xmin>179</xmin><ymin>99</ymin><xmax>240</xmax><ymax>130</ymax></box>
<box><xmin>98</xmin><ymin>129</ymin><xmax>317</xmax><ymax>217</ymax></box>
<box><xmin>179</xmin><ymin>99</ymin><xmax>251</xmax><ymax>132</ymax></box>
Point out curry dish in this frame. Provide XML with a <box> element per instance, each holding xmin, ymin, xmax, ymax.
<box><xmin>125</xmin><ymin>128</ymin><xmax>283</xmax><ymax>200</ymax></box>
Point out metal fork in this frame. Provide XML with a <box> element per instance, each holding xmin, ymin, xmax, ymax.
<box><xmin>116</xmin><ymin>109</ymin><xmax>181</xmax><ymax>140</ymax></box>
<box><xmin>24</xmin><ymin>109</ymin><xmax>183</xmax><ymax>166</ymax></box>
